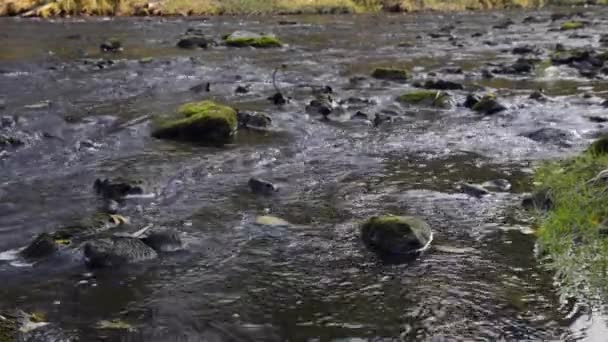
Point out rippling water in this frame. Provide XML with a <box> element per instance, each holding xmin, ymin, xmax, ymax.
<box><xmin>1</xmin><ymin>7</ymin><xmax>608</xmax><ymax>340</ymax></box>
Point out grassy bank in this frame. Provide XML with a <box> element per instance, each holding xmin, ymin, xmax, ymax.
<box><xmin>0</xmin><ymin>0</ymin><xmax>605</xmax><ymax>17</ymax></box>
<box><xmin>533</xmin><ymin>138</ymin><xmax>608</xmax><ymax>301</ymax></box>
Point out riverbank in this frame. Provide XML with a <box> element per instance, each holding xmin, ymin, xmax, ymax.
<box><xmin>534</xmin><ymin>138</ymin><xmax>608</xmax><ymax>301</ymax></box>
<box><xmin>0</xmin><ymin>0</ymin><xmax>605</xmax><ymax>17</ymax></box>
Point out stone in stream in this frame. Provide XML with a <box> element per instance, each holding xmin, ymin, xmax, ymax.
<box><xmin>522</xmin><ymin>127</ymin><xmax>575</xmax><ymax>147</ymax></box>
<box><xmin>371</xmin><ymin>67</ymin><xmax>409</xmax><ymax>82</ymax></box>
<box><xmin>469</xmin><ymin>94</ymin><xmax>506</xmax><ymax>115</ymax></box>
<box><xmin>413</xmin><ymin>79</ymin><xmax>464</xmax><ymax>90</ymax></box>
<box><xmin>151</xmin><ymin>101</ymin><xmax>238</xmax><ymax>146</ymax></box>
<box><xmin>84</xmin><ymin>237</ymin><xmax>158</xmax><ymax>268</ymax></box>
<box><xmin>94</xmin><ymin>178</ymin><xmax>144</xmax><ymax>201</ymax></box>
<box><xmin>224</xmin><ymin>31</ymin><xmax>282</xmax><ymax>48</ymax></box>
<box><xmin>268</xmin><ymin>92</ymin><xmax>288</xmax><ymax>105</ymax></box>
<box><xmin>456</xmin><ymin>183</ymin><xmax>490</xmax><ymax>198</ymax></box>
<box><xmin>248</xmin><ymin>177</ymin><xmax>278</xmax><ymax>196</ymax></box>
<box><xmin>529</xmin><ymin>89</ymin><xmax>548</xmax><ymax>102</ymax></box>
<box><xmin>481</xmin><ymin>179</ymin><xmax>512</xmax><ymax>192</ymax></box>
<box><xmin>361</xmin><ymin>215</ymin><xmax>433</xmax><ymax>258</ymax></box>
<box><xmin>306</xmin><ymin>94</ymin><xmax>338</xmax><ymax>118</ymax></box>
<box><xmin>512</xmin><ymin>45</ymin><xmax>541</xmax><ymax>55</ymax></box>
<box><xmin>100</xmin><ymin>38</ymin><xmax>122</xmax><ymax>53</ymax></box>
<box><xmin>0</xmin><ymin>310</ymin><xmax>57</xmax><ymax>341</ymax></box>
<box><xmin>177</xmin><ymin>28</ymin><xmax>213</xmax><ymax>49</ymax></box>
<box><xmin>235</xmin><ymin>85</ymin><xmax>250</xmax><ymax>94</ymax></box>
<box><xmin>189</xmin><ymin>82</ymin><xmax>211</xmax><ymax>93</ymax></box>
<box><xmin>19</xmin><ymin>233</ymin><xmax>58</xmax><ymax>260</ymax></box>
<box><xmin>140</xmin><ymin>230</ymin><xmax>183</xmax><ymax>252</ymax></box>
<box><xmin>493</xmin><ymin>19</ymin><xmax>514</xmax><ymax>29</ymax></box>
<box><xmin>237</xmin><ymin>111</ymin><xmax>272</xmax><ymax>131</ymax></box>
<box><xmin>492</xmin><ymin>58</ymin><xmax>536</xmax><ymax>75</ymax></box>
<box><xmin>397</xmin><ymin>90</ymin><xmax>451</xmax><ymax>108</ymax></box>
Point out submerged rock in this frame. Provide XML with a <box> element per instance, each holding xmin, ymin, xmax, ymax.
<box><xmin>414</xmin><ymin>79</ymin><xmax>464</xmax><ymax>90</ymax></box>
<box><xmin>248</xmin><ymin>177</ymin><xmax>278</xmax><ymax>196</ymax></box>
<box><xmin>84</xmin><ymin>237</ymin><xmax>158</xmax><ymax>268</ymax></box>
<box><xmin>492</xmin><ymin>58</ymin><xmax>536</xmax><ymax>74</ymax></box>
<box><xmin>561</xmin><ymin>21</ymin><xmax>585</xmax><ymax>30</ymax></box>
<box><xmin>177</xmin><ymin>28</ymin><xmax>212</xmax><ymax>49</ymax></box>
<box><xmin>94</xmin><ymin>178</ymin><xmax>144</xmax><ymax>201</ymax></box>
<box><xmin>457</xmin><ymin>183</ymin><xmax>490</xmax><ymax>198</ymax></box>
<box><xmin>268</xmin><ymin>92</ymin><xmax>288</xmax><ymax>105</ymax></box>
<box><xmin>306</xmin><ymin>94</ymin><xmax>339</xmax><ymax>119</ymax></box>
<box><xmin>481</xmin><ymin>179</ymin><xmax>512</xmax><ymax>192</ymax></box>
<box><xmin>151</xmin><ymin>101</ymin><xmax>238</xmax><ymax>145</ymax></box>
<box><xmin>371</xmin><ymin>67</ymin><xmax>409</xmax><ymax>82</ymax></box>
<box><xmin>237</xmin><ymin>111</ymin><xmax>272</xmax><ymax>131</ymax></box>
<box><xmin>361</xmin><ymin>215</ymin><xmax>432</xmax><ymax>257</ymax></box>
<box><xmin>19</xmin><ymin>233</ymin><xmax>58</xmax><ymax>260</ymax></box>
<box><xmin>523</xmin><ymin>127</ymin><xmax>575</xmax><ymax>147</ymax></box>
<box><xmin>141</xmin><ymin>230</ymin><xmax>183</xmax><ymax>252</ymax></box>
<box><xmin>470</xmin><ymin>94</ymin><xmax>506</xmax><ymax>115</ymax></box>
<box><xmin>100</xmin><ymin>38</ymin><xmax>122</xmax><ymax>53</ymax></box>
<box><xmin>224</xmin><ymin>31</ymin><xmax>282</xmax><ymax>48</ymax></box>
<box><xmin>512</xmin><ymin>45</ymin><xmax>541</xmax><ymax>55</ymax></box>
<box><xmin>397</xmin><ymin>90</ymin><xmax>451</xmax><ymax>108</ymax></box>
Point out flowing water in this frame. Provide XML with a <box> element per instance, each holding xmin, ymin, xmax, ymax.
<box><xmin>1</xmin><ymin>7</ymin><xmax>608</xmax><ymax>341</ymax></box>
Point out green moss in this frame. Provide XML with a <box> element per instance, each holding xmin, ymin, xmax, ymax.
<box><xmin>371</xmin><ymin>67</ymin><xmax>409</xmax><ymax>82</ymax></box>
<box><xmin>255</xmin><ymin>215</ymin><xmax>290</xmax><ymax>226</ymax></box>
<box><xmin>0</xmin><ymin>314</ymin><xmax>17</xmax><ymax>342</ymax></box>
<box><xmin>225</xmin><ymin>35</ymin><xmax>282</xmax><ymax>48</ymax></box>
<box><xmin>96</xmin><ymin>319</ymin><xmax>134</xmax><ymax>331</ymax></box>
<box><xmin>587</xmin><ymin>137</ymin><xmax>608</xmax><ymax>156</ymax></box>
<box><xmin>561</xmin><ymin>21</ymin><xmax>585</xmax><ymax>30</ymax></box>
<box><xmin>533</xmin><ymin>139</ymin><xmax>608</xmax><ymax>298</ymax></box>
<box><xmin>397</xmin><ymin>90</ymin><xmax>450</xmax><ymax>108</ymax></box>
<box><xmin>153</xmin><ymin>101</ymin><xmax>237</xmax><ymax>145</ymax></box>
<box><xmin>361</xmin><ymin>215</ymin><xmax>432</xmax><ymax>255</ymax></box>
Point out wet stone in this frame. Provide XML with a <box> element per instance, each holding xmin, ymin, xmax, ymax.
<box><xmin>94</xmin><ymin>178</ymin><xmax>144</xmax><ymax>201</ymax></box>
<box><xmin>248</xmin><ymin>177</ymin><xmax>278</xmax><ymax>196</ymax></box>
<box><xmin>100</xmin><ymin>38</ymin><xmax>122</xmax><ymax>53</ymax></box>
<box><xmin>237</xmin><ymin>111</ymin><xmax>272</xmax><ymax>130</ymax></box>
<box><xmin>414</xmin><ymin>79</ymin><xmax>464</xmax><ymax>90</ymax></box>
<box><xmin>522</xmin><ymin>127</ymin><xmax>575</xmax><ymax>147</ymax></box>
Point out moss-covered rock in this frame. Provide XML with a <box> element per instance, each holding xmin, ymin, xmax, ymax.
<box><xmin>19</xmin><ymin>233</ymin><xmax>58</xmax><ymax>260</ymax></box>
<box><xmin>0</xmin><ymin>313</ymin><xmax>18</xmax><ymax>342</ymax></box>
<box><xmin>255</xmin><ymin>215</ymin><xmax>290</xmax><ymax>227</ymax></box>
<box><xmin>224</xmin><ymin>31</ymin><xmax>282</xmax><ymax>48</ymax></box>
<box><xmin>371</xmin><ymin>67</ymin><xmax>409</xmax><ymax>82</ymax></box>
<box><xmin>471</xmin><ymin>94</ymin><xmax>506</xmax><ymax>115</ymax></box>
<box><xmin>361</xmin><ymin>215</ymin><xmax>433</xmax><ymax>257</ymax></box>
<box><xmin>561</xmin><ymin>21</ymin><xmax>585</xmax><ymax>30</ymax></box>
<box><xmin>152</xmin><ymin>101</ymin><xmax>238</xmax><ymax>145</ymax></box>
<box><xmin>397</xmin><ymin>90</ymin><xmax>450</xmax><ymax>108</ymax></box>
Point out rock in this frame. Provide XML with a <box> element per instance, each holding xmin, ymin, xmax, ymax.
<box><xmin>561</xmin><ymin>21</ymin><xmax>585</xmax><ymax>31</ymax></box>
<box><xmin>84</xmin><ymin>237</ymin><xmax>157</xmax><ymax>268</ymax></box>
<box><xmin>522</xmin><ymin>127</ymin><xmax>575</xmax><ymax>147</ymax></box>
<box><xmin>235</xmin><ymin>85</ymin><xmax>250</xmax><ymax>94</ymax></box>
<box><xmin>0</xmin><ymin>99</ymin><xmax>5</xmax><ymax>110</ymax></box>
<box><xmin>268</xmin><ymin>92</ymin><xmax>288</xmax><ymax>105</ymax></box>
<box><xmin>248</xmin><ymin>177</ymin><xmax>278</xmax><ymax>196</ymax></box>
<box><xmin>522</xmin><ymin>15</ymin><xmax>546</xmax><ymax>24</ymax></box>
<box><xmin>529</xmin><ymin>89</ymin><xmax>548</xmax><ymax>102</ymax></box>
<box><xmin>471</xmin><ymin>94</ymin><xmax>506</xmax><ymax>115</ymax></box>
<box><xmin>397</xmin><ymin>90</ymin><xmax>451</xmax><ymax>108</ymax></box>
<box><xmin>94</xmin><ymin>178</ymin><xmax>144</xmax><ymax>201</ymax></box>
<box><xmin>224</xmin><ymin>31</ymin><xmax>282</xmax><ymax>48</ymax></box>
<box><xmin>177</xmin><ymin>29</ymin><xmax>212</xmax><ymax>49</ymax></box>
<box><xmin>151</xmin><ymin>101</ymin><xmax>238</xmax><ymax>145</ymax></box>
<box><xmin>493</xmin><ymin>19</ymin><xmax>514</xmax><ymax>29</ymax></box>
<box><xmin>306</xmin><ymin>94</ymin><xmax>338</xmax><ymax>118</ymax></box>
<box><xmin>189</xmin><ymin>82</ymin><xmax>210</xmax><ymax>93</ymax></box>
<box><xmin>457</xmin><ymin>183</ymin><xmax>490</xmax><ymax>198</ymax></box>
<box><xmin>463</xmin><ymin>94</ymin><xmax>481</xmax><ymax>108</ymax></box>
<box><xmin>371</xmin><ymin>67</ymin><xmax>409</xmax><ymax>82</ymax></box>
<box><xmin>0</xmin><ymin>310</ymin><xmax>52</xmax><ymax>341</ymax></box>
<box><xmin>587</xmin><ymin>136</ymin><xmax>608</xmax><ymax>156</ymax></box>
<box><xmin>522</xmin><ymin>189</ymin><xmax>553</xmax><ymax>211</ymax></box>
<box><xmin>1</xmin><ymin>115</ymin><xmax>14</xmax><ymax>128</ymax></box>
<box><xmin>512</xmin><ymin>45</ymin><xmax>540</xmax><ymax>55</ymax></box>
<box><xmin>237</xmin><ymin>111</ymin><xmax>272</xmax><ymax>130</ymax></box>
<box><xmin>19</xmin><ymin>233</ymin><xmax>58</xmax><ymax>260</ymax></box>
<box><xmin>255</xmin><ymin>215</ymin><xmax>290</xmax><ymax>227</ymax></box>
<box><xmin>96</xmin><ymin>319</ymin><xmax>134</xmax><ymax>331</ymax></box>
<box><xmin>351</xmin><ymin>111</ymin><xmax>369</xmax><ymax>120</ymax></box>
<box><xmin>100</xmin><ymin>38</ymin><xmax>122</xmax><ymax>53</ymax></box>
<box><xmin>0</xmin><ymin>133</ymin><xmax>24</xmax><ymax>149</ymax></box>
<box><xmin>492</xmin><ymin>58</ymin><xmax>536</xmax><ymax>74</ymax></box>
<box><xmin>414</xmin><ymin>79</ymin><xmax>464</xmax><ymax>90</ymax></box>
<box><xmin>481</xmin><ymin>179</ymin><xmax>511</xmax><ymax>192</ymax></box>
<box><xmin>481</xmin><ymin>69</ymin><xmax>494</xmax><ymax>79</ymax></box>
<box><xmin>141</xmin><ymin>230</ymin><xmax>183</xmax><ymax>252</ymax></box>
<box><xmin>550</xmin><ymin>47</ymin><xmax>605</xmax><ymax>78</ymax></box>
<box><xmin>361</xmin><ymin>215</ymin><xmax>433</xmax><ymax>257</ymax></box>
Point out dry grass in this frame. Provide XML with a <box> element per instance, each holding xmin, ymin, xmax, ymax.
<box><xmin>0</xmin><ymin>0</ymin><xmax>604</xmax><ymax>17</ymax></box>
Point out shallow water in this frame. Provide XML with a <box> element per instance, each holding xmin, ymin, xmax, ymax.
<box><xmin>1</xmin><ymin>7</ymin><xmax>608</xmax><ymax>341</ymax></box>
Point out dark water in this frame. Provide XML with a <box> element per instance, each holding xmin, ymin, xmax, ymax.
<box><xmin>1</xmin><ymin>7</ymin><xmax>608</xmax><ymax>341</ymax></box>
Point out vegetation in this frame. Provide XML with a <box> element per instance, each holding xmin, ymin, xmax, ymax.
<box><xmin>1</xmin><ymin>0</ymin><xmax>606</xmax><ymax>17</ymax></box>
<box><xmin>533</xmin><ymin>137</ymin><xmax>608</xmax><ymax>301</ymax></box>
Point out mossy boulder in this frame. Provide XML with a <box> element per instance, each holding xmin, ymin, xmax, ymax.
<box><xmin>471</xmin><ymin>94</ymin><xmax>506</xmax><ymax>115</ymax></box>
<box><xmin>371</xmin><ymin>67</ymin><xmax>409</xmax><ymax>82</ymax></box>
<box><xmin>397</xmin><ymin>90</ymin><xmax>450</xmax><ymax>108</ymax></box>
<box><xmin>152</xmin><ymin>101</ymin><xmax>238</xmax><ymax>145</ymax></box>
<box><xmin>561</xmin><ymin>21</ymin><xmax>585</xmax><ymax>30</ymax></box>
<box><xmin>361</xmin><ymin>215</ymin><xmax>433</xmax><ymax>257</ymax></box>
<box><xmin>224</xmin><ymin>31</ymin><xmax>282</xmax><ymax>48</ymax></box>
